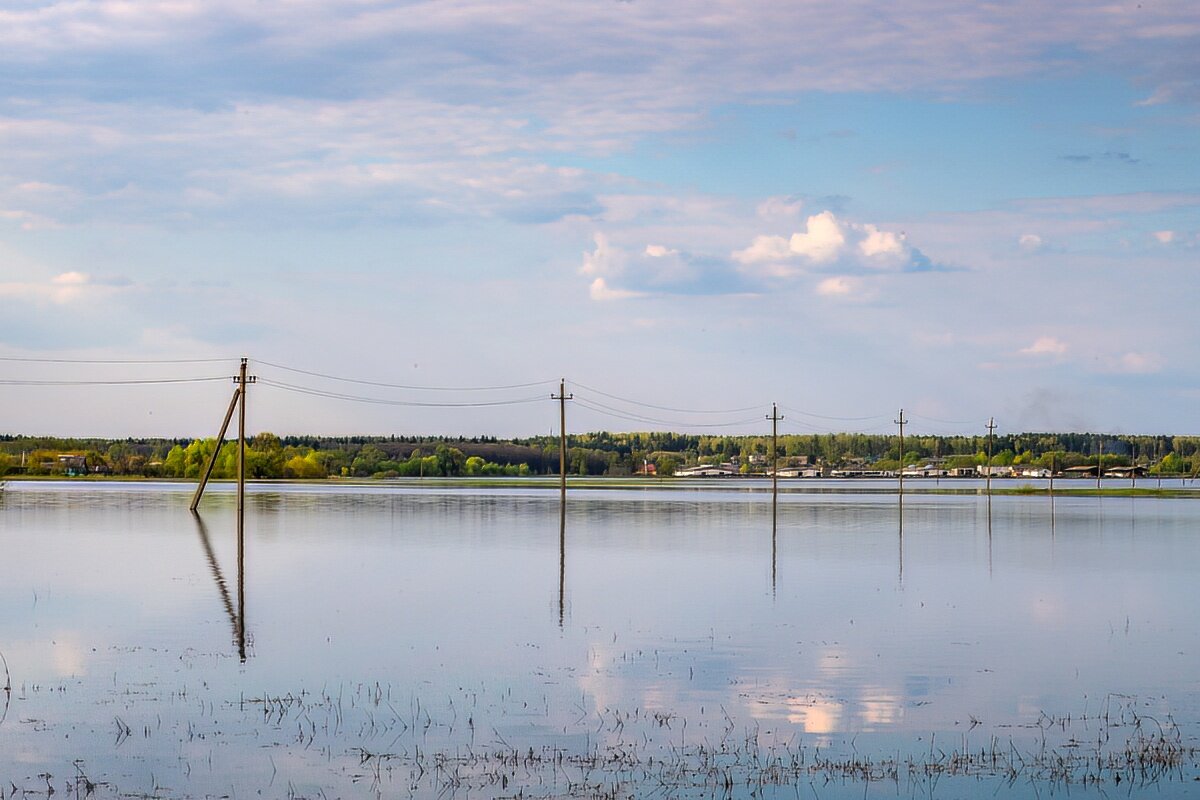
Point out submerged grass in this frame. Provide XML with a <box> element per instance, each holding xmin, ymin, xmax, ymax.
<box><xmin>7</xmin><ymin>681</ymin><xmax>1196</xmax><ymax>799</ymax></box>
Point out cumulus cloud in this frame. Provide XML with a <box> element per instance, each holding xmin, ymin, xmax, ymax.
<box><xmin>580</xmin><ymin>233</ymin><xmax>625</xmax><ymax>278</ymax></box>
<box><xmin>577</xmin><ymin>210</ymin><xmax>937</xmax><ymax>300</ymax></box>
<box><xmin>0</xmin><ymin>271</ymin><xmax>81</xmax><ymax>303</ymax></box>
<box><xmin>1018</xmin><ymin>233</ymin><xmax>1044</xmax><ymax>251</ymax></box>
<box><xmin>1019</xmin><ymin>336</ymin><xmax>1068</xmax><ymax>357</ymax></box>
<box><xmin>815</xmin><ymin>276</ymin><xmax>870</xmax><ymax>299</ymax></box>
<box><xmin>1102</xmin><ymin>351</ymin><xmax>1165</xmax><ymax>374</ymax></box>
<box><xmin>588</xmin><ymin>277</ymin><xmax>644</xmax><ymax>301</ymax></box>
<box><xmin>577</xmin><ymin>233</ymin><xmax>753</xmax><ymax>299</ymax></box>
<box><xmin>732</xmin><ymin>211</ymin><xmax>933</xmax><ymax>276</ymax></box>
<box><xmin>0</xmin><ymin>270</ymin><xmax>135</xmax><ymax>306</ymax></box>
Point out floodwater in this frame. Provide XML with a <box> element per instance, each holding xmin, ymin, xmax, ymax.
<box><xmin>1</xmin><ymin>480</ymin><xmax>1198</xmax><ymax>798</ymax></box>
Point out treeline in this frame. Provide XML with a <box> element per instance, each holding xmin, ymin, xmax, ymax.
<box><xmin>1</xmin><ymin>431</ymin><xmax>1199</xmax><ymax>479</ymax></box>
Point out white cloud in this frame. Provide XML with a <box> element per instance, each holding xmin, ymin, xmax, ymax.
<box><xmin>644</xmin><ymin>244</ymin><xmax>677</xmax><ymax>257</ymax></box>
<box><xmin>588</xmin><ymin>277</ymin><xmax>643</xmax><ymax>301</ymax></box>
<box><xmin>731</xmin><ymin>234</ymin><xmax>799</xmax><ymax>275</ymax></box>
<box><xmin>733</xmin><ymin>211</ymin><xmax>932</xmax><ymax>275</ymax></box>
<box><xmin>815</xmin><ymin>276</ymin><xmax>863</xmax><ymax>297</ymax></box>
<box><xmin>0</xmin><ymin>270</ymin><xmax>101</xmax><ymax>304</ymax></box>
<box><xmin>1153</xmin><ymin>230</ymin><xmax>1175</xmax><ymax>244</ymax></box>
<box><xmin>580</xmin><ymin>233</ymin><xmax>625</xmax><ymax>278</ymax></box>
<box><xmin>787</xmin><ymin>211</ymin><xmax>847</xmax><ymax>264</ymax></box>
<box><xmin>1018</xmin><ymin>233</ymin><xmax>1044</xmax><ymax>251</ymax></box>
<box><xmin>1019</xmin><ymin>336</ymin><xmax>1068</xmax><ymax>357</ymax></box>
<box><xmin>1103</xmin><ymin>351</ymin><xmax>1165</xmax><ymax>374</ymax></box>
<box><xmin>858</xmin><ymin>226</ymin><xmax>904</xmax><ymax>259</ymax></box>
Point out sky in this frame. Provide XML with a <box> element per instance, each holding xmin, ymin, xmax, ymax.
<box><xmin>1</xmin><ymin>0</ymin><xmax>1198</xmax><ymax>439</ymax></box>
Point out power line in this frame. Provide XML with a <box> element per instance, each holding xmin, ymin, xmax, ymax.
<box><xmin>0</xmin><ymin>376</ymin><xmax>230</xmax><ymax>386</ymax></box>
<box><xmin>253</xmin><ymin>359</ymin><xmax>556</xmax><ymax>392</ymax></box>
<box><xmin>0</xmin><ymin>356</ymin><xmax>232</xmax><ymax>364</ymax></box>
<box><xmin>568</xmin><ymin>380</ymin><xmax>764</xmax><ymax>415</ymax></box>
<box><xmin>258</xmin><ymin>378</ymin><xmax>548</xmax><ymax>408</ymax></box>
<box><xmin>906</xmin><ymin>411</ymin><xmax>988</xmax><ymax>426</ymax></box>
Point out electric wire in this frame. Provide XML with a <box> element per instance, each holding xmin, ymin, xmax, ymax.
<box><xmin>0</xmin><ymin>376</ymin><xmax>230</xmax><ymax>386</ymax></box>
<box><xmin>253</xmin><ymin>359</ymin><xmax>556</xmax><ymax>392</ymax></box>
<box><xmin>0</xmin><ymin>356</ymin><xmax>232</xmax><ymax>364</ymax></box>
<box><xmin>258</xmin><ymin>378</ymin><xmax>547</xmax><ymax>408</ymax></box>
<box><xmin>906</xmin><ymin>411</ymin><xmax>988</xmax><ymax>426</ymax></box>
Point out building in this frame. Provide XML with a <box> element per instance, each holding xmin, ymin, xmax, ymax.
<box><xmin>675</xmin><ymin>463</ymin><xmax>737</xmax><ymax>477</ymax></box>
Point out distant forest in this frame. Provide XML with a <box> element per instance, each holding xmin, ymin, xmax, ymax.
<box><xmin>2</xmin><ymin>430</ymin><xmax>1199</xmax><ymax>479</ymax></box>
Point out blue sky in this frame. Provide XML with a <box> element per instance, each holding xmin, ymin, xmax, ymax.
<box><xmin>1</xmin><ymin>0</ymin><xmax>1198</xmax><ymax>438</ymax></box>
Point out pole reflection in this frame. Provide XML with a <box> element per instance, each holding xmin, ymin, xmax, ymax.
<box><xmin>771</xmin><ymin>514</ymin><xmax>777</xmax><ymax>598</ymax></box>
<box><xmin>192</xmin><ymin>511</ymin><xmax>246</xmax><ymax>661</ymax></box>
<box><xmin>558</xmin><ymin>502</ymin><xmax>566</xmax><ymax>629</ymax></box>
<box><xmin>987</xmin><ymin>494</ymin><xmax>993</xmax><ymax>578</ymax></box>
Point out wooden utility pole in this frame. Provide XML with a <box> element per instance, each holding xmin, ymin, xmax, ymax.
<box><xmin>895</xmin><ymin>409</ymin><xmax>906</xmax><ymax>499</ymax></box>
<box><xmin>767</xmin><ymin>403</ymin><xmax>784</xmax><ymax>521</ymax></box>
<box><xmin>1131</xmin><ymin>443</ymin><xmax>1137</xmax><ymax>489</ymax></box>
<box><xmin>551</xmin><ymin>379</ymin><xmax>573</xmax><ymax>500</ymax></box>
<box><xmin>191</xmin><ymin>358</ymin><xmax>255</xmax><ymax>511</ymax></box>
<box><xmin>767</xmin><ymin>403</ymin><xmax>784</xmax><ymax>593</ymax></box>
<box><xmin>190</xmin><ymin>387</ymin><xmax>241</xmax><ymax>511</ymax></box>
<box><xmin>986</xmin><ymin>417</ymin><xmax>997</xmax><ymax>496</ymax></box>
<box><xmin>237</xmin><ymin>358</ymin><xmax>251</xmax><ymax>520</ymax></box>
<box><xmin>1097</xmin><ymin>436</ymin><xmax>1103</xmax><ymax>490</ymax></box>
<box><xmin>934</xmin><ymin>438</ymin><xmax>940</xmax><ymax>486</ymax></box>
<box><xmin>234</xmin><ymin>358</ymin><xmax>254</xmax><ymax>663</ymax></box>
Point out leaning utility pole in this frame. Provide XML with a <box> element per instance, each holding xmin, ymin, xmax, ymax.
<box><xmin>551</xmin><ymin>379</ymin><xmax>573</xmax><ymax>500</ymax></box>
<box><xmin>191</xmin><ymin>357</ymin><xmax>256</xmax><ymax>511</ymax></box>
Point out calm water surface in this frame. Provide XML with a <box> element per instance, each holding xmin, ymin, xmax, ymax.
<box><xmin>1</xmin><ymin>480</ymin><xmax>1198</xmax><ymax>798</ymax></box>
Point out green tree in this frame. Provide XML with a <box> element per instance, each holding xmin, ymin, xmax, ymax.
<box><xmin>435</xmin><ymin>445</ymin><xmax>466</xmax><ymax>477</ymax></box>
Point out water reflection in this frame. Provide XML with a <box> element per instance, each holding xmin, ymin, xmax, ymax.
<box><xmin>192</xmin><ymin>511</ymin><xmax>246</xmax><ymax>661</ymax></box>
<box><xmin>3</xmin><ymin>482</ymin><xmax>1200</xmax><ymax>798</ymax></box>
<box><xmin>987</xmin><ymin>494</ymin><xmax>993</xmax><ymax>577</ymax></box>
<box><xmin>0</xmin><ymin>650</ymin><xmax>10</xmax><ymax>730</ymax></box>
<box><xmin>558</xmin><ymin>501</ymin><xmax>566</xmax><ymax>628</ymax></box>
<box><xmin>771</xmin><ymin>514</ymin><xmax>777</xmax><ymax>596</ymax></box>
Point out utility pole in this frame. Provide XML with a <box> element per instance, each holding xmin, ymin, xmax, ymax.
<box><xmin>767</xmin><ymin>403</ymin><xmax>784</xmax><ymax>522</ymax></box>
<box><xmin>986</xmin><ymin>417</ymin><xmax>997</xmax><ymax>496</ymax></box>
<box><xmin>934</xmin><ymin>438</ymin><xmax>940</xmax><ymax>486</ymax></box>
<box><xmin>234</xmin><ymin>357</ymin><xmax>255</xmax><ymax>664</ymax></box>
<box><xmin>1097</xmin><ymin>436</ymin><xmax>1103</xmax><ymax>490</ymax></box>
<box><xmin>1131</xmin><ymin>442</ymin><xmax>1137</xmax><ymax>489</ymax></box>
<box><xmin>895</xmin><ymin>409</ymin><xmax>906</xmax><ymax>499</ymax></box>
<box><xmin>551</xmin><ymin>379</ymin><xmax>573</xmax><ymax>500</ymax></box>
<box><xmin>236</xmin><ymin>358</ymin><xmax>255</xmax><ymax>522</ymax></box>
<box><xmin>191</xmin><ymin>357</ymin><xmax>255</xmax><ymax>511</ymax></box>
<box><xmin>767</xmin><ymin>403</ymin><xmax>784</xmax><ymax>593</ymax></box>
